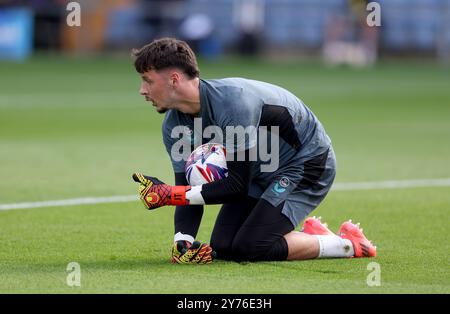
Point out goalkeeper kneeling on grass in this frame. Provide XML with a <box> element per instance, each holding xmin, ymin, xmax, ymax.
<box><xmin>131</xmin><ymin>38</ymin><xmax>377</xmax><ymax>264</ymax></box>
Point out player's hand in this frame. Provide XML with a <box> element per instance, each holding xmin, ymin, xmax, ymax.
<box><xmin>171</xmin><ymin>240</ymin><xmax>190</xmax><ymax>263</ymax></box>
<box><xmin>171</xmin><ymin>240</ymin><xmax>215</xmax><ymax>264</ymax></box>
<box><xmin>132</xmin><ymin>172</ymin><xmax>189</xmax><ymax>210</ymax></box>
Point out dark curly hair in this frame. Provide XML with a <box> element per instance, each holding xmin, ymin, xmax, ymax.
<box><xmin>132</xmin><ymin>38</ymin><xmax>199</xmax><ymax>79</ymax></box>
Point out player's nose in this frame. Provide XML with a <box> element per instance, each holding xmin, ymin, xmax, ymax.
<box><xmin>139</xmin><ymin>83</ymin><xmax>147</xmax><ymax>96</ymax></box>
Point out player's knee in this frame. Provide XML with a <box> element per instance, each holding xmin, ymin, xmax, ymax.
<box><xmin>210</xmin><ymin>235</ymin><xmax>234</xmax><ymax>261</ymax></box>
<box><xmin>231</xmin><ymin>235</ymin><xmax>289</xmax><ymax>262</ymax></box>
<box><xmin>231</xmin><ymin>236</ymin><xmax>263</xmax><ymax>262</ymax></box>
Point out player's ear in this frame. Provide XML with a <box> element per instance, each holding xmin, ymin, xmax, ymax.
<box><xmin>169</xmin><ymin>71</ymin><xmax>181</xmax><ymax>87</ymax></box>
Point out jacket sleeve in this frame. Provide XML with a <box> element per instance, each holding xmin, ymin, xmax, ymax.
<box><xmin>201</xmin><ymin>150</ymin><xmax>252</xmax><ymax>204</ymax></box>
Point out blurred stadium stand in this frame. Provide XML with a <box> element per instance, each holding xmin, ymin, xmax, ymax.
<box><xmin>379</xmin><ymin>0</ymin><xmax>444</xmax><ymax>52</ymax></box>
<box><xmin>0</xmin><ymin>0</ymin><xmax>449</xmax><ymax>61</ymax></box>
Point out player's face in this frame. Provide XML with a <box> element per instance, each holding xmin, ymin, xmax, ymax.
<box><xmin>139</xmin><ymin>70</ymin><xmax>173</xmax><ymax>113</ymax></box>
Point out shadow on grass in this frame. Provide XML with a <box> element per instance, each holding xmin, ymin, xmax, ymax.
<box><xmin>7</xmin><ymin>255</ymin><xmax>362</xmax><ymax>275</ymax></box>
<box><xmin>10</xmin><ymin>257</ymin><xmax>243</xmax><ymax>273</ymax></box>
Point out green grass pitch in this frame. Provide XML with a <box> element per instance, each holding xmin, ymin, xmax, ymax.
<box><xmin>0</xmin><ymin>56</ymin><xmax>449</xmax><ymax>293</ymax></box>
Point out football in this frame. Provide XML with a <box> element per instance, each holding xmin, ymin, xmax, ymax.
<box><xmin>185</xmin><ymin>143</ymin><xmax>228</xmax><ymax>186</ymax></box>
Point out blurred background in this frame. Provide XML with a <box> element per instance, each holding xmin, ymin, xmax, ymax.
<box><xmin>1</xmin><ymin>1</ymin><xmax>450</xmax><ymax>294</ymax></box>
<box><xmin>1</xmin><ymin>0</ymin><xmax>449</xmax><ymax>199</ymax></box>
<box><xmin>1</xmin><ymin>0</ymin><xmax>450</xmax><ymax>64</ymax></box>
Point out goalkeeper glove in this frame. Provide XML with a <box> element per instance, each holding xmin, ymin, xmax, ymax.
<box><xmin>171</xmin><ymin>240</ymin><xmax>215</xmax><ymax>264</ymax></box>
<box><xmin>132</xmin><ymin>172</ymin><xmax>190</xmax><ymax>210</ymax></box>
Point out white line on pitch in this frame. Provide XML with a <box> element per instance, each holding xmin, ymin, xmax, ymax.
<box><xmin>0</xmin><ymin>195</ymin><xmax>138</xmax><ymax>211</ymax></box>
<box><xmin>332</xmin><ymin>178</ymin><xmax>450</xmax><ymax>191</ymax></box>
<box><xmin>0</xmin><ymin>178</ymin><xmax>449</xmax><ymax>211</ymax></box>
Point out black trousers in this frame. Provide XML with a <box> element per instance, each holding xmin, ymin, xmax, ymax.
<box><xmin>210</xmin><ymin>197</ymin><xmax>294</xmax><ymax>262</ymax></box>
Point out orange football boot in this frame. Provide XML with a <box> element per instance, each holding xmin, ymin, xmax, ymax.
<box><xmin>301</xmin><ymin>216</ymin><xmax>335</xmax><ymax>235</ymax></box>
<box><xmin>338</xmin><ymin>220</ymin><xmax>377</xmax><ymax>258</ymax></box>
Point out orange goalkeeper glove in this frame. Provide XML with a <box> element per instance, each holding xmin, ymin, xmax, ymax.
<box><xmin>132</xmin><ymin>173</ymin><xmax>190</xmax><ymax>210</ymax></box>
